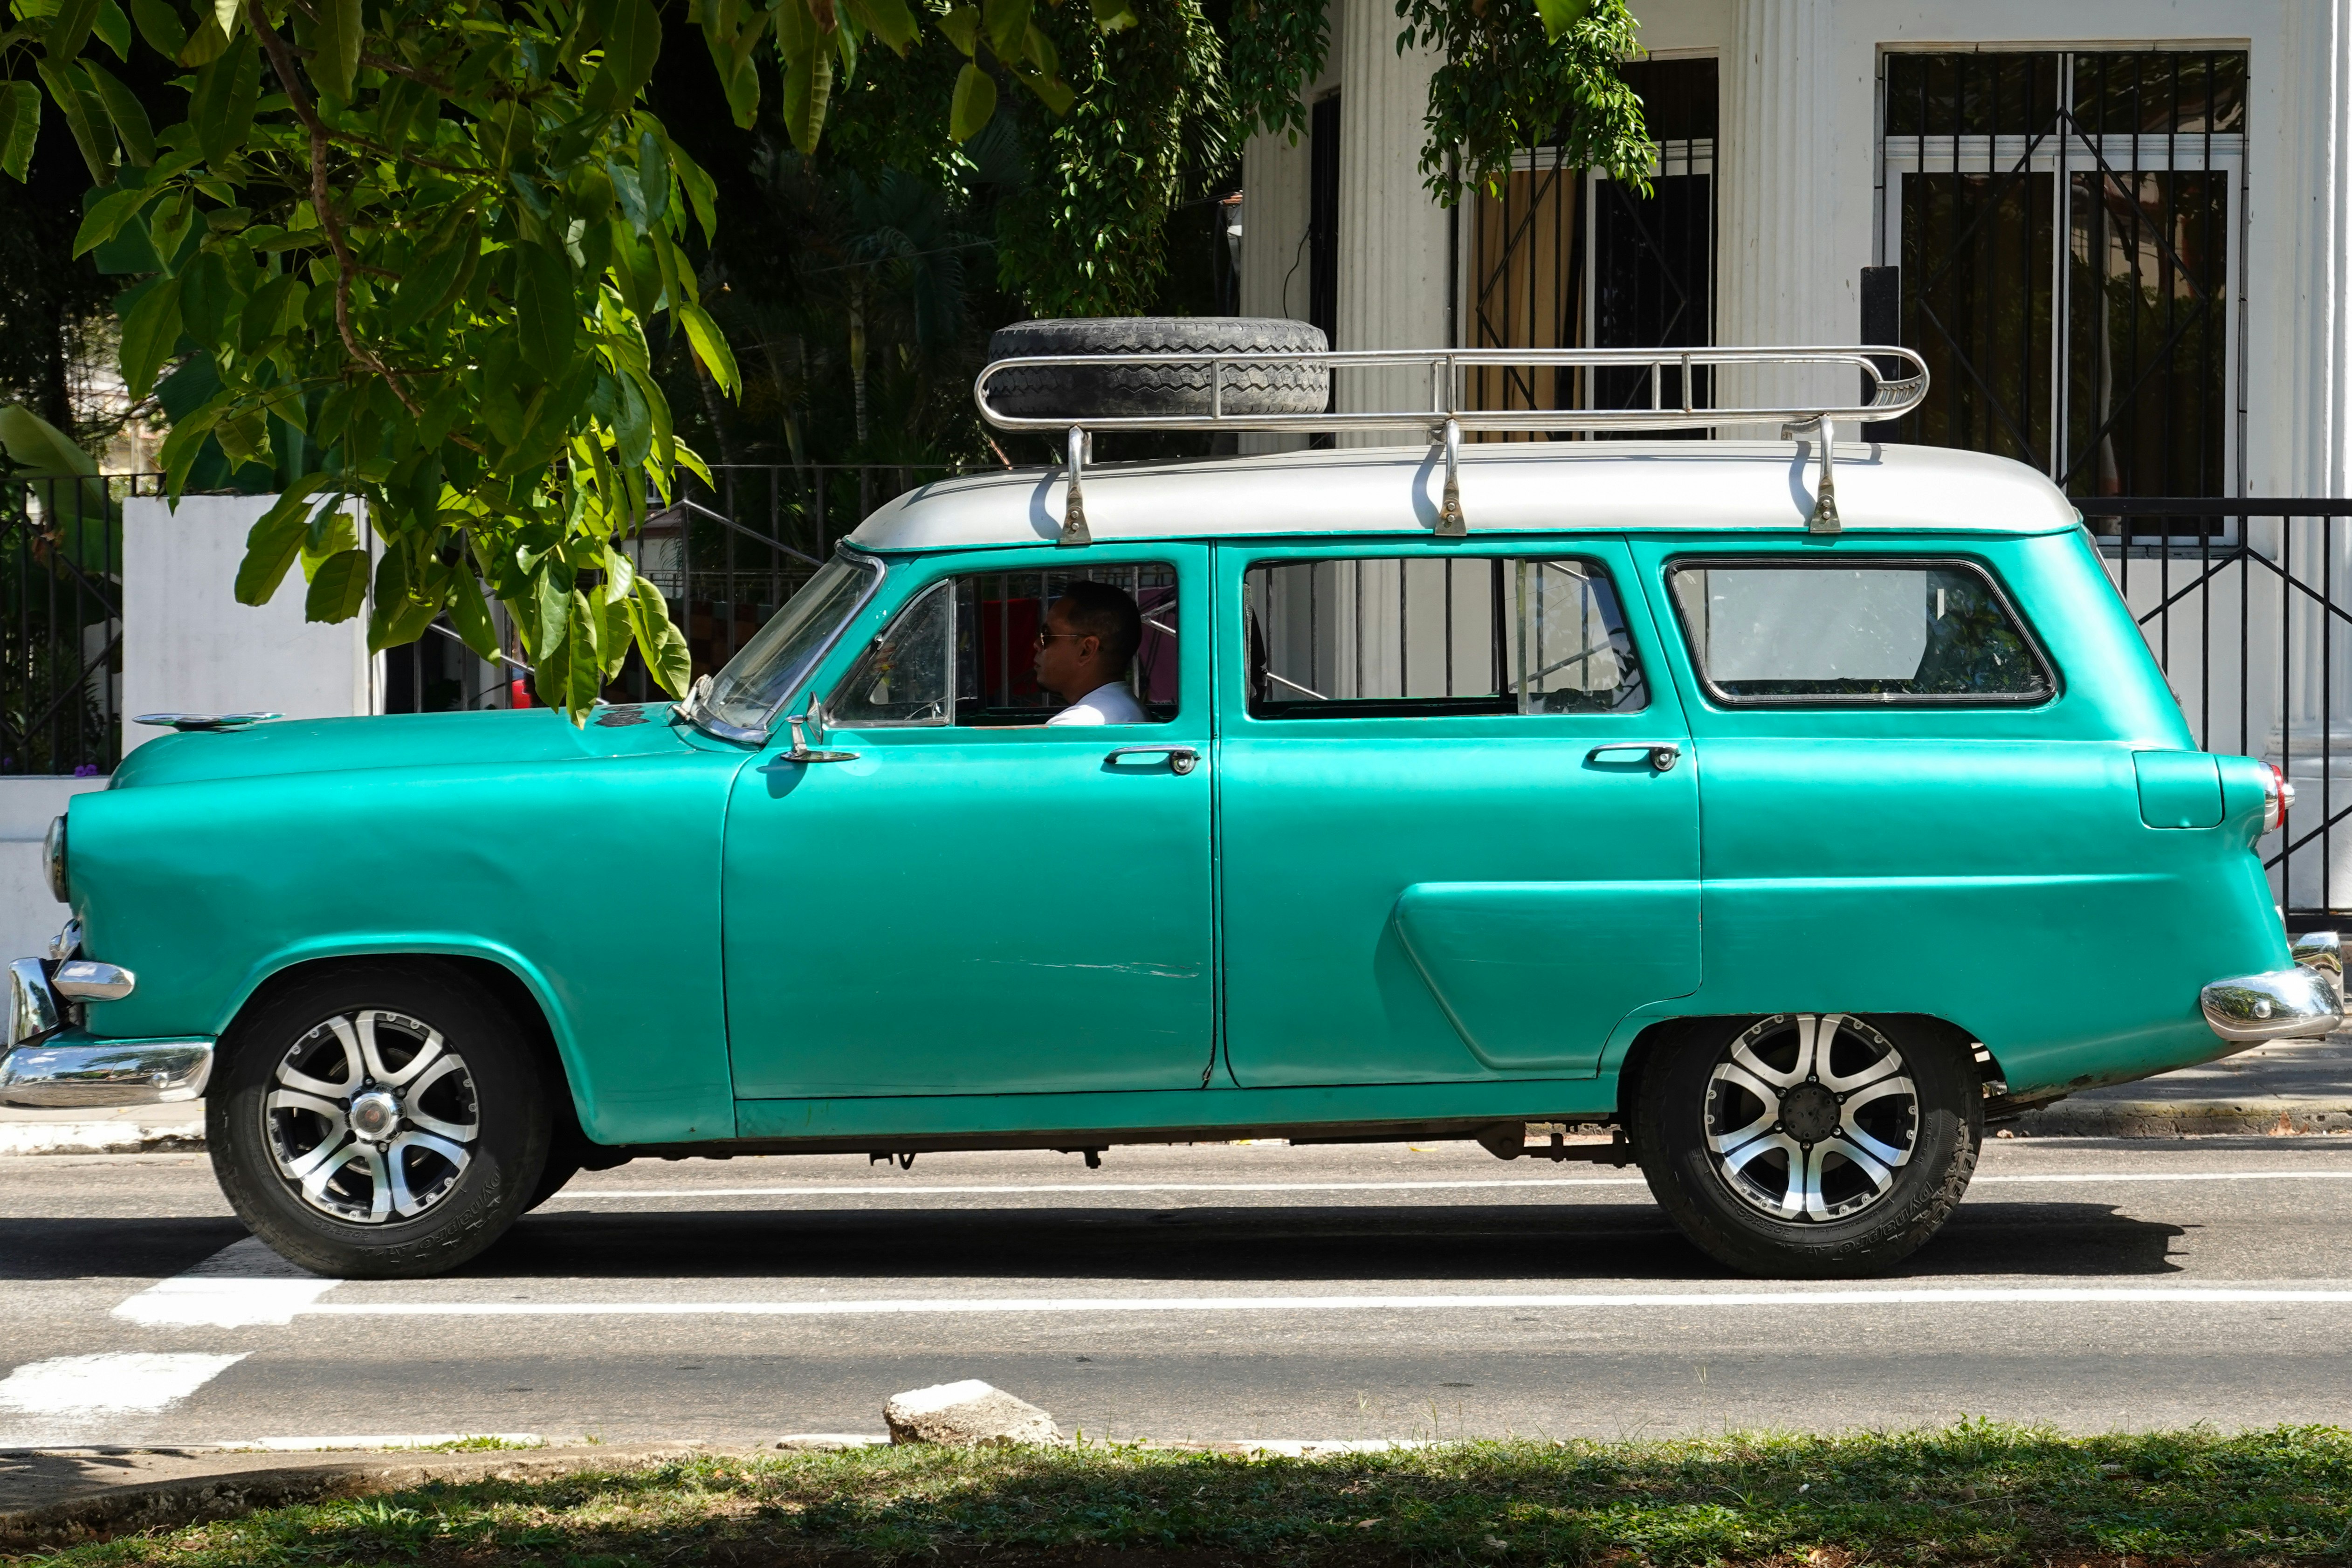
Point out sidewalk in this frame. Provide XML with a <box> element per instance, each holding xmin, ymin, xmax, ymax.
<box><xmin>5</xmin><ymin>1032</ymin><xmax>2350</xmax><ymax>1150</ymax></box>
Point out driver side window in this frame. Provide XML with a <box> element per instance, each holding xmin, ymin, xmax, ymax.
<box><xmin>828</xmin><ymin>564</ymin><xmax>1180</xmax><ymax>728</ymax></box>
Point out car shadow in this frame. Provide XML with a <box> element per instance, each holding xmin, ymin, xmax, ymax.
<box><xmin>0</xmin><ymin>1201</ymin><xmax>2186</xmax><ymax>1286</ymax></box>
<box><xmin>453</xmin><ymin>1198</ymin><xmax>2185</xmax><ymax>1282</ymax></box>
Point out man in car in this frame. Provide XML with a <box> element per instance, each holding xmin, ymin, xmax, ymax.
<box><xmin>1034</xmin><ymin>579</ymin><xmax>1148</xmax><ymax>725</ymax></box>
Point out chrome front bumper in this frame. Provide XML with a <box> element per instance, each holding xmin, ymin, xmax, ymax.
<box><xmin>0</xmin><ymin>952</ymin><xmax>211</xmax><ymax>1108</ymax></box>
<box><xmin>2200</xmin><ymin>931</ymin><xmax>2346</xmax><ymax>1043</ymax></box>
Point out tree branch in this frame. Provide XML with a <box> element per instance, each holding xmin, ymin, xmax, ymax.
<box><xmin>247</xmin><ymin>0</ymin><xmax>426</xmax><ymax>421</ymax></box>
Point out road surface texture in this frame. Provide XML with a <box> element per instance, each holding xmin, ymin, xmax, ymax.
<box><xmin>5</xmin><ymin>1135</ymin><xmax>2350</xmax><ymax>1448</ymax></box>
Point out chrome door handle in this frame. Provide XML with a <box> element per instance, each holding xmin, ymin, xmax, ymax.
<box><xmin>1586</xmin><ymin>741</ymin><xmax>1681</xmax><ymax>772</ymax></box>
<box><xmin>1105</xmin><ymin>744</ymin><xmax>1199</xmax><ymax>775</ymax></box>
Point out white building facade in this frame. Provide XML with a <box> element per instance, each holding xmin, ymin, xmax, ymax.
<box><xmin>1237</xmin><ymin>0</ymin><xmax>2352</xmax><ymax>914</ymax></box>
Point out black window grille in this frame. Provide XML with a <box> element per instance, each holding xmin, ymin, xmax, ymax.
<box><xmin>1876</xmin><ymin>50</ymin><xmax>2247</xmax><ymax>524</ymax></box>
<box><xmin>1467</xmin><ymin>57</ymin><xmax>1718</xmax><ymax>430</ymax></box>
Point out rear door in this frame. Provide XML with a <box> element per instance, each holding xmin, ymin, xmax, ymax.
<box><xmin>1215</xmin><ymin>537</ymin><xmax>1700</xmax><ymax>1086</ymax></box>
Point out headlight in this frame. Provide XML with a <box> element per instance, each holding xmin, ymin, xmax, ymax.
<box><xmin>42</xmin><ymin>815</ymin><xmax>65</xmax><ymax>903</ymax></box>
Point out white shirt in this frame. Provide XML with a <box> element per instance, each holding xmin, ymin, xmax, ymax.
<box><xmin>1045</xmin><ymin>680</ymin><xmax>1148</xmax><ymax>726</ymax></box>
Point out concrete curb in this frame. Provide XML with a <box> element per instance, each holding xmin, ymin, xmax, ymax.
<box><xmin>2006</xmin><ymin>1100</ymin><xmax>2352</xmax><ymax>1137</ymax></box>
<box><xmin>0</xmin><ymin>1444</ymin><xmax>719</xmax><ymax>1550</ymax></box>
<box><xmin>0</xmin><ymin>1123</ymin><xmax>205</xmax><ymax>1156</ymax></box>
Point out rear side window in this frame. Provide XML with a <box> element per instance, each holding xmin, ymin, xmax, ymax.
<box><xmin>1243</xmin><ymin>556</ymin><xmax>1647</xmax><ymax>719</ymax></box>
<box><xmin>1666</xmin><ymin>559</ymin><xmax>2052</xmax><ymax>705</ymax></box>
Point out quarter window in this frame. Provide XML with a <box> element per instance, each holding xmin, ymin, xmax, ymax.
<box><xmin>1666</xmin><ymin>559</ymin><xmax>2052</xmax><ymax>704</ymax></box>
<box><xmin>1244</xmin><ymin>556</ymin><xmax>1647</xmax><ymax>718</ymax></box>
<box><xmin>829</xmin><ymin>564</ymin><xmax>1179</xmax><ymax>727</ymax></box>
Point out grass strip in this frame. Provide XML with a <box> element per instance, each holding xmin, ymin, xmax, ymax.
<box><xmin>14</xmin><ymin>1422</ymin><xmax>2352</xmax><ymax>1568</ymax></box>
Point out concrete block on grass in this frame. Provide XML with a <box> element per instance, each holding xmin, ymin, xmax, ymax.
<box><xmin>883</xmin><ymin>1380</ymin><xmax>1059</xmax><ymax>1446</ymax></box>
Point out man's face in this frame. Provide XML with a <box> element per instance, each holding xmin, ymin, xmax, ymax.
<box><xmin>1032</xmin><ymin>598</ymin><xmax>1100</xmax><ymax>700</ymax></box>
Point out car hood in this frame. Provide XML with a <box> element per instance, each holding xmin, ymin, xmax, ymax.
<box><xmin>109</xmin><ymin>704</ymin><xmax>705</xmax><ymax>790</ymax></box>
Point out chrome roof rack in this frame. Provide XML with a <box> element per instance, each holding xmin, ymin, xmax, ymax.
<box><xmin>973</xmin><ymin>344</ymin><xmax>1929</xmax><ymax>543</ymax></box>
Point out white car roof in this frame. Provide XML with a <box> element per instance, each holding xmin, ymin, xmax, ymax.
<box><xmin>846</xmin><ymin>440</ymin><xmax>2080</xmax><ymax>553</ymax></box>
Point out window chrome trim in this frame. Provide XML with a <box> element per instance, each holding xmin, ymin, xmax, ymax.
<box><xmin>1662</xmin><ymin>553</ymin><xmax>2060</xmax><ymax>709</ymax></box>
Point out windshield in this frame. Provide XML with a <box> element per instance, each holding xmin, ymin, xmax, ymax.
<box><xmin>698</xmin><ymin>552</ymin><xmax>883</xmax><ymax>733</ymax></box>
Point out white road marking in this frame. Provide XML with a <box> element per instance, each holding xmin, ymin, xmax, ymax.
<box><xmin>114</xmin><ymin>1237</ymin><xmax>341</xmax><ymax>1327</ymax></box>
<box><xmin>297</xmin><ymin>1286</ymin><xmax>2352</xmax><ymax>1318</ymax></box>
<box><xmin>542</xmin><ymin>1169</ymin><xmax>2352</xmax><ymax>1202</ymax></box>
<box><xmin>0</xmin><ymin>1353</ymin><xmax>248</xmax><ymax>1415</ymax></box>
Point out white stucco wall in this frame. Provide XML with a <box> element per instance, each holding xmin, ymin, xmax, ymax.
<box><xmin>120</xmin><ymin>494</ymin><xmax>377</xmax><ymax>751</ymax></box>
<box><xmin>0</xmin><ymin>775</ymin><xmax>110</xmax><ymax>961</ymax></box>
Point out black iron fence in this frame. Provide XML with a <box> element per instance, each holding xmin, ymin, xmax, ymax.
<box><xmin>2104</xmin><ymin>499</ymin><xmax>2352</xmax><ymax>923</ymax></box>
<box><xmin>640</xmin><ymin>462</ymin><xmax>974</xmax><ymax>678</ymax></box>
<box><xmin>0</xmin><ymin>473</ymin><xmax>149</xmax><ymax>777</ymax></box>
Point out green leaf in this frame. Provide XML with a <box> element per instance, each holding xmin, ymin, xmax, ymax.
<box><xmin>312</xmin><ymin>0</ymin><xmax>360</xmax><ymax>101</ymax></box>
<box><xmin>1011</xmin><ymin>58</ymin><xmax>1071</xmax><ymax>115</ymax></box>
<box><xmin>367</xmin><ymin>547</ymin><xmax>440</xmax><ymax>652</ymax></box>
<box><xmin>304</xmin><ymin>548</ymin><xmax>370</xmax><ymax>622</ymax></box>
<box><xmin>189</xmin><ymin>32</ymin><xmax>258</xmax><ymax>164</ymax></box>
<box><xmin>44</xmin><ymin>0</ymin><xmax>103</xmax><ymax>61</ymax></box>
<box><xmin>778</xmin><ymin>21</ymin><xmax>832</xmax><ymax>151</ymax></box>
<box><xmin>611</xmin><ymin>370</ymin><xmax>651</xmax><ymax>466</ymax></box>
<box><xmin>448</xmin><ymin>567</ymin><xmax>500</xmax><ymax>660</ymax></box>
<box><xmin>35</xmin><ymin>59</ymin><xmax>112</xmax><ymax>181</ymax></box>
<box><xmin>176</xmin><ymin>14</ymin><xmax>227</xmax><ymax>65</ymax></box>
<box><xmin>630</xmin><ymin>575</ymin><xmax>689</xmax><ymax>697</ymax></box>
<box><xmin>534</xmin><ymin>558</ymin><xmax>570</xmax><ymax>667</ymax></box>
<box><xmin>674</xmin><ymin>300</ymin><xmax>738</xmax><ymax>396</ymax></box>
<box><xmin>1022</xmin><ymin>21</ymin><xmax>1056</xmax><ymax>77</ymax></box>
<box><xmin>179</xmin><ymin>248</ymin><xmax>246</xmax><ymax>346</ymax></box>
<box><xmin>128</xmin><ymin>0</ymin><xmax>185</xmax><ymax>55</ymax></box>
<box><xmin>1088</xmin><ymin>0</ymin><xmax>1135</xmax><ymax>29</ymax></box>
<box><xmin>949</xmin><ymin>59</ymin><xmax>996</xmax><ymax>141</ymax></box>
<box><xmin>669</xmin><ymin>138</ymin><xmax>718</xmax><ymax>243</ymax></box>
<box><xmin>0</xmin><ymin>83</ymin><xmax>42</xmax><ymax>182</ymax></box>
<box><xmin>980</xmin><ymin>0</ymin><xmax>1026</xmax><ymax>60</ymax></box>
<box><xmin>210</xmin><ymin>0</ymin><xmax>238</xmax><ymax>38</ymax></box>
<box><xmin>586</xmin><ymin>0</ymin><xmax>660</xmax><ymax>110</ymax></box>
<box><xmin>80</xmin><ymin>57</ymin><xmax>151</xmax><ymax>164</ymax></box>
<box><xmin>841</xmin><ymin>0</ymin><xmax>915</xmax><ymax>53</ymax></box>
<box><xmin>117</xmin><ymin>273</ymin><xmax>181</xmax><ymax>399</ymax></box>
<box><xmin>564</xmin><ymin>591</ymin><xmax>603</xmax><ymax>710</ymax></box>
<box><xmin>514</xmin><ymin>241</ymin><xmax>575</xmax><ymax>376</ymax></box>
<box><xmin>1532</xmin><ymin>0</ymin><xmax>1590</xmax><ymax>41</ymax></box>
<box><xmin>234</xmin><ymin>481</ymin><xmax>328</xmax><ymax>605</ymax></box>
<box><xmin>381</xmin><ymin>225</ymin><xmax>471</xmax><ymax>338</ymax></box>
<box><xmin>91</xmin><ymin>0</ymin><xmax>129</xmax><ymax>56</ymax></box>
<box><xmin>936</xmin><ymin>4</ymin><xmax>978</xmax><ymax>55</ymax></box>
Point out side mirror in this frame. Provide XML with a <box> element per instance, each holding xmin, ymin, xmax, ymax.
<box><xmin>805</xmin><ymin>696</ymin><xmax>828</xmax><ymax>742</ymax></box>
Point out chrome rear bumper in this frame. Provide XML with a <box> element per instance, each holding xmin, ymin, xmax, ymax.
<box><xmin>2201</xmin><ymin>931</ymin><xmax>2345</xmax><ymax>1042</ymax></box>
<box><xmin>0</xmin><ymin>952</ymin><xmax>210</xmax><ymax>1108</ymax></box>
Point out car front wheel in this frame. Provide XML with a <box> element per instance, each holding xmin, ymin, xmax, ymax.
<box><xmin>1632</xmin><ymin>1013</ymin><xmax>1980</xmax><ymax>1278</ymax></box>
<box><xmin>208</xmin><ymin>962</ymin><xmax>553</xmax><ymax>1279</ymax></box>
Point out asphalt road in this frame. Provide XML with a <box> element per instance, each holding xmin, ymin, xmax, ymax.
<box><xmin>6</xmin><ymin>1135</ymin><xmax>2352</xmax><ymax>1448</ymax></box>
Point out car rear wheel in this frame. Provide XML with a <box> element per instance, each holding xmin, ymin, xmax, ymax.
<box><xmin>1632</xmin><ymin>1013</ymin><xmax>1980</xmax><ymax>1278</ymax></box>
<box><xmin>208</xmin><ymin>961</ymin><xmax>553</xmax><ymax>1279</ymax></box>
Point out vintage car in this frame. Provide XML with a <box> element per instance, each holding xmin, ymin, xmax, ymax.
<box><xmin>2</xmin><ymin>329</ymin><xmax>2339</xmax><ymax>1282</ymax></box>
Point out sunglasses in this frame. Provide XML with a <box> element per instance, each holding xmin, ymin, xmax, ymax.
<box><xmin>1034</xmin><ymin>630</ymin><xmax>1094</xmax><ymax>646</ymax></box>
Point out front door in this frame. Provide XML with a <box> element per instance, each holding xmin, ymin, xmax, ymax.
<box><xmin>1217</xmin><ymin>538</ymin><xmax>1700</xmax><ymax>1085</ymax></box>
<box><xmin>723</xmin><ymin>545</ymin><xmax>1215</xmax><ymax>1100</ymax></box>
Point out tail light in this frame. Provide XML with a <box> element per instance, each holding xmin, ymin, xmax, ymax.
<box><xmin>2262</xmin><ymin>763</ymin><xmax>2295</xmax><ymax>834</ymax></box>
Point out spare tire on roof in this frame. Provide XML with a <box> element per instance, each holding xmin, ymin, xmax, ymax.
<box><xmin>983</xmin><ymin>317</ymin><xmax>1330</xmax><ymax>420</ymax></box>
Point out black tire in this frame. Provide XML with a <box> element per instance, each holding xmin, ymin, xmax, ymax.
<box><xmin>983</xmin><ymin>317</ymin><xmax>1329</xmax><ymax>419</ymax></box>
<box><xmin>207</xmin><ymin>960</ymin><xmax>554</xmax><ymax>1279</ymax></box>
<box><xmin>522</xmin><ymin>1142</ymin><xmax>583</xmax><ymax>1213</ymax></box>
<box><xmin>1632</xmin><ymin>1013</ymin><xmax>1981</xmax><ymax>1278</ymax></box>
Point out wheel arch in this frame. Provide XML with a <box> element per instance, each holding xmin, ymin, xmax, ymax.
<box><xmin>1613</xmin><ymin>1011</ymin><xmax>2006</xmax><ymax>1121</ymax></box>
<box><xmin>217</xmin><ymin>942</ymin><xmax>587</xmax><ymax>1130</ymax></box>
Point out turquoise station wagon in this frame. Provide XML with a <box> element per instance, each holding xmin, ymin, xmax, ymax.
<box><xmin>1</xmin><ymin>330</ymin><xmax>2339</xmax><ymax>1281</ymax></box>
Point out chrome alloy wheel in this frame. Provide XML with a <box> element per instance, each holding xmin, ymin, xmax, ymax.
<box><xmin>262</xmin><ymin>1011</ymin><xmax>479</xmax><ymax>1224</ymax></box>
<box><xmin>1703</xmin><ymin>1013</ymin><xmax>1919</xmax><ymax>1224</ymax></box>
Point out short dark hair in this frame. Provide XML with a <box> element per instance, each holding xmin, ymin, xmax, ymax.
<box><xmin>1052</xmin><ymin>579</ymin><xmax>1142</xmax><ymax>675</ymax></box>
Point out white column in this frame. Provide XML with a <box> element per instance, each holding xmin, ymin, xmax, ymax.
<box><xmin>1235</xmin><ymin>8</ymin><xmax>1345</xmax><ymax>454</ymax></box>
<box><xmin>1333</xmin><ymin>0</ymin><xmax>1450</xmax><ymax>446</ymax></box>
<box><xmin>1717</xmin><ymin>0</ymin><xmax>1846</xmax><ymax>422</ymax></box>
<box><xmin>2262</xmin><ymin>0</ymin><xmax>2352</xmax><ymax>906</ymax></box>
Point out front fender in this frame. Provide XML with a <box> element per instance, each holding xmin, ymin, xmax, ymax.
<box><xmin>66</xmin><ymin>743</ymin><xmax>745</xmax><ymax>1145</ymax></box>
